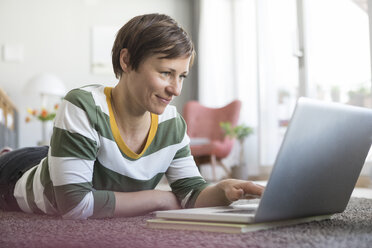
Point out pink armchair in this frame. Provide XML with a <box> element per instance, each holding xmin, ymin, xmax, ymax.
<box><xmin>183</xmin><ymin>100</ymin><xmax>242</xmax><ymax>181</ymax></box>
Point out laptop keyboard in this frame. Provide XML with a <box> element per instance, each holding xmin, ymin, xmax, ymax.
<box><xmin>230</xmin><ymin>199</ymin><xmax>259</xmax><ymax>210</ymax></box>
<box><xmin>217</xmin><ymin>209</ymin><xmax>256</xmax><ymax>214</ymax></box>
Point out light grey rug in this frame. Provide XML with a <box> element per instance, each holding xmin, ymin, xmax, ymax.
<box><xmin>1</xmin><ymin>197</ymin><xmax>372</xmax><ymax>248</ymax></box>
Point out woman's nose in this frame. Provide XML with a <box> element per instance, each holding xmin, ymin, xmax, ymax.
<box><xmin>167</xmin><ymin>79</ymin><xmax>182</xmax><ymax>96</ymax></box>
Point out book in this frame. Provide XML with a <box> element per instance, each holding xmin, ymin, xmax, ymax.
<box><xmin>146</xmin><ymin>215</ymin><xmax>332</xmax><ymax>234</ymax></box>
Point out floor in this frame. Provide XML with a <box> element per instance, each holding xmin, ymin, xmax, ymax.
<box><xmin>352</xmin><ymin>187</ymin><xmax>372</xmax><ymax>199</ymax></box>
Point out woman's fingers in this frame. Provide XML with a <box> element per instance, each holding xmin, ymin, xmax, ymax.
<box><xmin>235</xmin><ymin>181</ymin><xmax>264</xmax><ymax>197</ymax></box>
<box><xmin>221</xmin><ymin>179</ymin><xmax>266</xmax><ymax>202</ymax></box>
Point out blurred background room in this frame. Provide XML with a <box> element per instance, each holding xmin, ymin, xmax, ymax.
<box><xmin>0</xmin><ymin>0</ymin><xmax>371</xmax><ymax>188</ymax></box>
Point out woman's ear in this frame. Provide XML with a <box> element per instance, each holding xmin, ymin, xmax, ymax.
<box><xmin>119</xmin><ymin>48</ymin><xmax>130</xmax><ymax>73</ymax></box>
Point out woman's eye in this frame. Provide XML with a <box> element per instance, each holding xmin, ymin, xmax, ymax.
<box><xmin>161</xmin><ymin>72</ymin><xmax>171</xmax><ymax>77</ymax></box>
<box><xmin>180</xmin><ymin>74</ymin><xmax>188</xmax><ymax>79</ymax></box>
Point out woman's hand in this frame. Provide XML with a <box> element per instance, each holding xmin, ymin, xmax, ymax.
<box><xmin>194</xmin><ymin>179</ymin><xmax>265</xmax><ymax>208</ymax></box>
<box><xmin>216</xmin><ymin>179</ymin><xmax>265</xmax><ymax>203</ymax></box>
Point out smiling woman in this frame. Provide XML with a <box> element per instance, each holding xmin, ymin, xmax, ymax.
<box><xmin>0</xmin><ymin>13</ymin><xmax>264</xmax><ymax>220</ymax></box>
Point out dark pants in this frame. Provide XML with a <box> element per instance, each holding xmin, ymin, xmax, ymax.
<box><xmin>0</xmin><ymin>146</ymin><xmax>49</xmax><ymax>211</ymax></box>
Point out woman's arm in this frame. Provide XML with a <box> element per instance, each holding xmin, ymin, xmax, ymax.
<box><xmin>194</xmin><ymin>179</ymin><xmax>265</xmax><ymax>208</ymax></box>
<box><xmin>113</xmin><ymin>190</ymin><xmax>181</xmax><ymax>217</ymax></box>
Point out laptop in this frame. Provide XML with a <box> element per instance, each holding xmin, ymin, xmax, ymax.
<box><xmin>156</xmin><ymin>97</ymin><xmax>372</xmax><ymax>224</ymax></box>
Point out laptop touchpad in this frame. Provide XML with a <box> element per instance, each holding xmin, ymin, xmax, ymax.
<box><xmin>218</xmin><ymin>209</ymin><xmax>256</xmax><ymax>214</ymax></box>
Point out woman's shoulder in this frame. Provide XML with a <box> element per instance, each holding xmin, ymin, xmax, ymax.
<box><xmin>157</xmin><ymin>105</ymin><xmax>187</xmax><ymax>139</ymax></box>
<box><xmin>65</xmin><ymin>84</ymin><xmax>104</xmax><ymax>98</ymax></box>
<box><xmin>64</xmin><ymin>84</ymin><xmax>105</xmax><ymax>108</ymax></box>
<box><xmin>157</xmin><ymin>105</ymin><xmax>186</xmax><ymax>144</ymax></box>
<box><xmin>158</xmin><ymin>105</ymin><xmax>183</xmax><ymax>123</ymax></box>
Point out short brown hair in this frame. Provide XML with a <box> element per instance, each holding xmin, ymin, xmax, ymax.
<box><xmin>112</xmin><ymin>13</ymin><xmax>195</xmax><ymax>79</ymax></box>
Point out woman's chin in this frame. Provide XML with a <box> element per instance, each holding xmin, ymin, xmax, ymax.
<box><xmin>149</xmin><ymin>105</ymin><xmax>167</xmax><ymax>115</ymax></box>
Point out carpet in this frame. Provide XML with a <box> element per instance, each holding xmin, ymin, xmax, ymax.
<box><xmin>1</xmin><ymin>197</ymin><xmax>372</xmax><ymax>248</ymax></box>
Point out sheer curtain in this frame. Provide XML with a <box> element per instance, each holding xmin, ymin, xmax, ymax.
<box><xmin>198</xmin><ymin>0</ymin><xmax>235</xmax><ymax>107</ymax></box>
<box><xmin>198</xmin><ymin>0</ymin><xmax>260</xmax><ymax>177</ymax></box>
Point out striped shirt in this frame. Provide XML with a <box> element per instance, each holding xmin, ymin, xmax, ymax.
<box><xmin>14</xmin><ymin>85</ymin><xmax>208</xmax><ymax>219</ymax></box>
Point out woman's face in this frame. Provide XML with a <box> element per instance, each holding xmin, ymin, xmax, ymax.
<box><xmin>125</xmin><ymin>54</ymin><xmax>191</xmax><ymax>115</ymax></box>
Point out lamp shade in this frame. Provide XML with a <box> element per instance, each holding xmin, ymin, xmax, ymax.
<box><xmin>24</xmin><ymin>73</ymin><xmax>66</xmax><ymax>97</ymax></box>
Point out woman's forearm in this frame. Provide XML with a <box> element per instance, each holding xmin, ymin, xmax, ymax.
<box><xmin>113</xmin><ymin>190</ymin><xmax>181</xmax><ymax>217</ymax></box>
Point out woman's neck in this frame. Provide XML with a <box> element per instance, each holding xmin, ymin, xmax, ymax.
<box><xmin>111</xmin><ymin>84</ymin><xmax>150</xmax><ymax>133</ymax></box>
<box><xmin>111</xmin><ymin>83</ymin><xmax>151</xmax><ymax>155</ymax></box>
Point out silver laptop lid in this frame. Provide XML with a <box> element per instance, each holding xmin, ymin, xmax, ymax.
<box><xmin>255</xmin><ymin>97</ymin><xmax>372</xmax><ymax>223</ymax></box>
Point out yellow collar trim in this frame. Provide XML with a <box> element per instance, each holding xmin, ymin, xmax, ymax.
<box><xmin>104</xmin><ymin>87</ymin><xmax>158</xmax><ymax>159</ymax></box>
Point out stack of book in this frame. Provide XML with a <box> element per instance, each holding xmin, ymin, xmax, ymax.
<box><xmin>146</xmin><ymin>215</ymin><xmax>331</xmax><ymax>234</ymax></box>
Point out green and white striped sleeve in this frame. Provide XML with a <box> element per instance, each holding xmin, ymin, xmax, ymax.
<box><xmin>165</xmin><ymin>114</ymin><xmax>209</xmax><ymax>208</ymax></box>
<box><xmin>50</xmin><ymin>89</ymin><xmax>115</xmax><ymax>219</ymax></box>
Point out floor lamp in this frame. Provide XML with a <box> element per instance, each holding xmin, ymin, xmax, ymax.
<box><xmin>24</xmin><ymin>73</ymin><xmax>66</xmax><ymax>145</ymax></box>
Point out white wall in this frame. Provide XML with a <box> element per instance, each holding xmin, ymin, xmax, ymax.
<box><xmin>0</xmin><ymin>0</ymin><xmax>194</xmax><ymax>147</ymax></box>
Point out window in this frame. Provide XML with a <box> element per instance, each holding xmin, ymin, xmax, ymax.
<box><xmin>305</xmin><ymin>0</ymin><xmax>372</xmax><ymax>164</ymax></box>
<box><xmin>258</xmin><ymin>0</ymin><xmax>371</xmax><ymax>167</ymax></box>
<box><xmin>197</xmin><ymin>0</ymin><xmax>372</xmax><ymax>175</ymax></box>
<box><xmin>257</xmin><ymin>0</ymin><xmax>299</xmax><ymax>166</ymax></box>
<box><xmin>305</xmin><ymin>0</ymin><xmax>371</xmax><ymax>107</ymax></box>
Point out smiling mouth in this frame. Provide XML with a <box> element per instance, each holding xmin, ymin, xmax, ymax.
<box><xmin>156</xmin><ymin>95</ymin><xmax>172</xmax><ymax>104</ymax></box>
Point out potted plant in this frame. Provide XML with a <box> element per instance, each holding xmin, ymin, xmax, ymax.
<box><xmin>25</xmin><ymin>104</ymin><xmax>59</xmax><ymax>145</ymax></box>
<box><xmin>220</xmin><ymin>122</ymin><xmax>253</xmax><ymax>179</ymax></box>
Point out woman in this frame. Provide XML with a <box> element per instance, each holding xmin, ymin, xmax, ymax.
<box><xmin>0</xmin><ymin>13</ymin><xmax>264</xmax><ymax>219</ymax></box>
